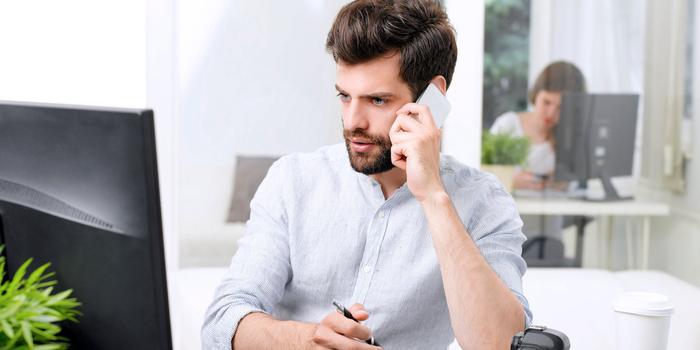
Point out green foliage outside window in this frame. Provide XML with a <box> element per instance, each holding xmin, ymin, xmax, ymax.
<box><xmin>483</xmin><ymin>0</ymin><xmax>531</xmax><ymax>128</ymax></box>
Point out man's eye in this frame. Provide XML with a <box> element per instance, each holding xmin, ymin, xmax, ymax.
<box><xmin>337</xmin><ymin>93</ymin><xmax>350</xmax><ymax>102</ymax></box>
<box><xmin>371</xmin><ymin>97</ymin><xmax>385</xmax><ymax>106</ymax></box>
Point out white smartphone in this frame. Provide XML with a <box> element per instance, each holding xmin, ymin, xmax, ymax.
<box><xmin>415</xmin><ymin>82</ymin><xmax>451</xmax><ymax>128</ymax></box>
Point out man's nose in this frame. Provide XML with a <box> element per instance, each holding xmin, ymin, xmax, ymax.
<box><xmin>345</xmin><ymin>101</ymin><xmax>369</xmax><ymax>130</ymax></box>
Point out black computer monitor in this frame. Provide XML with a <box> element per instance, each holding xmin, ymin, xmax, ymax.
<box><xmin>554</xmin><ymin>93</ymin><xmax>639</xmax><ymax>201</ymax></box>
<box><xmin>0</xmin><ymin>101</ymin><xmax>171</xmax><ymax>349</ymax></box>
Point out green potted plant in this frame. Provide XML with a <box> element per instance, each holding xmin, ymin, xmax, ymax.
<box><xmin>481</xmin><ymin>131</ymin><xmax>530</xmax><ymax>192</ymax></box>
<box><xmin>0</xmin><ymin>246</ymin><xmax>81</xmax><ymax>350</ymax></box>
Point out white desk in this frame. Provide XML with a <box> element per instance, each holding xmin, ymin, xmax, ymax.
<box><xmin>514</xmin><ymin>197</ymin><xmax>670</xmax><ymax>269</ymax></box>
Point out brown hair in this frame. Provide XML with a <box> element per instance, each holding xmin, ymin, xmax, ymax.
<box><xmin>326</xmin><ymin>0</ymin><xmax>458</xmax><ymax>99</ymax></box>
<box><xmin>528</xmin><ymin>61</ymin><xmax>587</xmax><ymax>104</ymax></box>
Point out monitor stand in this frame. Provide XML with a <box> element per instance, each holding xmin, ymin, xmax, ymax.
<box><xmin>586</xmin><ymin>171</ymin><xmax>634</xmax><ymax>202</ymax></box>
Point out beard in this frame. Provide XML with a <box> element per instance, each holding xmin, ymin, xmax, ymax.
<box><xmin>343</xmin><ymin>128</ymin><xmax>395</xmax><ymax>175</ymax></box>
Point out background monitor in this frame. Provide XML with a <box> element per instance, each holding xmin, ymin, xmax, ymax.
<box><xmin>0</xmin><ymin>101</ymin><xmax>171</xmax><ymax>349</ymax></box>
<box><xmin>554</xmin><ymin>93</ymin><xmax>640</xmax><ymax>201</ymax></box>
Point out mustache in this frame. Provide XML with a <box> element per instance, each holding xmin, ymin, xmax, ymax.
<box><xmin>343</xmin><ymin>129</ymin><xmax>391</xmax><ymax>146</ymax></box>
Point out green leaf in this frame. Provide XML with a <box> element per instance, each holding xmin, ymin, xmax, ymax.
<box><xmin>0</xmin><ymin>319</ymin><xmax>14</xmax><ymax>338</ymax></box>
<box><xmin>40</xmin><ymin>287</ymin><xmax>54</xmax><ymax>298</ymax></box>
<box><xmin>21</xmin><ymin>321</ymin><xmax>34</xmax><ymax>348</ymax></box>
<box><xmin>27</xmin><ymin>325</ymin><xmax>57</xmax><ymax>342</ymax></box>
<box><xmin>481</xmin><ymin>131</ymin><xmax>530</xmax><ymax>165</ymax></box>
<box><xmin>30</xmin><ymin>315</ymin><xmax>61</xmax><ymax>323</ymax></box>
<box><xmin>0</xmin><ymin>301</ymin><xmax>22</xmax><ymax>319</ymax></box>
<box><xmin>0</xmin><ymin>245</ymin><xmax>80</xmax><ymax>349</ymax></box>
<box><xmin>8</xmin><ymin>259</ymin><xmax>33</xmax><ymax>293</ymax></box>
<box><xmin>34</xmin><ymin>345</ymin><xmax>64</xmax><ymax>350</ymax></box>
<box><xmin>45</xmin><ymin>290</ymin><xmax>72</xmax><ymax>306</ymax></box>
<box><xmin>25</xmin><ymin>263</ymin><xmax>50</xmax><ymax>288</ymax></box>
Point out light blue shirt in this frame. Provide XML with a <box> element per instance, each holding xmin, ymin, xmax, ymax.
<box><xmin>201</xmin><ymin>143</ymin><xmax>532</xmax><ymax>350</ymax></box>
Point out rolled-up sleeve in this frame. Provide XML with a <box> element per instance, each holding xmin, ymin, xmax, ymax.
<box><xmin>467</xmin><ymin>177</ymin><xmax>533</xmax><ymax>328</ymax></box>
<box><xmin>201</xmin><ymin>160</ymin><xmax>292</xmax><ymax>350</ymax></box>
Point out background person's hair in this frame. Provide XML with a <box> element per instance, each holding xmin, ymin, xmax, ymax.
<box><xmin>326</xmin><ymin>0</ymin><xmax>457</xmax><ymax>100</ymax></box>
<box><xmin>528</xmin><ymin>61</ymin><xmax>587</xmax><ymax>104</ymax></box>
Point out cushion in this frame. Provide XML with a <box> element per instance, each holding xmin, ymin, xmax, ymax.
<box><xmin>227</xmin><ymin>155</ymin><xmax>279</xmax><ymax>222</ymax></box>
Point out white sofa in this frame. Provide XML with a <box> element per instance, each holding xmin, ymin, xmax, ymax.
<box><xmin>176</xmin><ymin>268</ymin><xmax>700</xmax><ymax>349</ymax></box>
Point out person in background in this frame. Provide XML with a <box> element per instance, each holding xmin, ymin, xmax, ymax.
<box><xmin>490</xmin><ymin>61</ymin><xmax>587</xmax><ymax>260</ymax></box>
<box><xmin>490</xmin><ymin>61</ymin><xmax>587</xmax><ymax>191</ymax></box>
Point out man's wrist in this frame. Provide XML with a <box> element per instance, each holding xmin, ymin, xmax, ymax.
<box><xmin>234</xmin><ymin>313</ymin><xmax>320</xmax><ymax>350</ymax></box>
<box><xmin>418</xmin><ymin>189</ymin><xmax>451</xmax><ymax>208</ymax></box>
<box><xmin>274</xmin><ymin>319</ymin><xmax>319</xmax><ymax>350</ymax></box>
<box><xmin>298</xmin><ymin>321</ymin><xmax>321</xmax><ymax>350</ymax></box>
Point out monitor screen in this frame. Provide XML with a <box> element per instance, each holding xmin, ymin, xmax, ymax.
<box><xmin>0</xmin><ymin>101</ymin><xmax>171</xmax><ymax>349</ymax></box>
<box><xmin>554</xmin><ymin>93</ymin><xmax>639</xmax><ymax>198</ymax></box>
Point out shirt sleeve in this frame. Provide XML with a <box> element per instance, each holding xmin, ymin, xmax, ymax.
<box><xmin>466</xmin><ymin>175</ymin><xmax>533</xmax><ymax>328</ymax></box>
<box><xmin>201</xmin><ymin>159</ymin><xmax>292</xmax><ymax>350</ymax></box>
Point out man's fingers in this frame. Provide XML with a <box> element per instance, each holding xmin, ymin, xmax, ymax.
<box><xmin>314</xmin><ymin>307</ymin><xmax>382</xmax><ymax>350</ymax></box>
<box><xmin>390</xmin><ymin>114</ymin><xmax>423</xmax><ymax>134</ymax></box>
<box><xmin>391</xmin><ymin>144</ymin><xmax>408</xmax><ymax>170</ymax></box>
<box><xmin>388</xmin><ymin>129</ymin><xmax>413</xmax><ymax>144</ymax></box>
<box><xmin>348</xmin><ymin>303</ymin><xmax>369</xmax><ymax>321</ymax></box>
<box><xmin>395</xmin><ymin>102</ymin><xmax>436</xmax><ymax>127</ymax></box>
<box><xmin>323</xmin><ymin>311</ymin><xmax>372</xmax><ymax>341</ymax></box>
<box><xmin>313</xmin><ymin>325</ymin><xmax>370</xmax><ymax>349</ymax></box>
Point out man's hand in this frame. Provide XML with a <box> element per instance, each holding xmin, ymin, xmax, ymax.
<box><xmin>390</xmin><ymin>103</ymin><xmax>445</xmax><ymax>202</ymax></box>
<box><xmin>311</xmin><ymin>303</ymin><xmax>382</xmax><ymax>350</ymax></box>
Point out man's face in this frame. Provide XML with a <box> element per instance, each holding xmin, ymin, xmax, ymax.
<box><xmin>335</xmin><ymin>53</ymin><xmax>414</xmax><ymax>175</ymax></box>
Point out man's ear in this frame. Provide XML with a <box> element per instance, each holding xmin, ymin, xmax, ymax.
<box><xmin>430</xmin><ymin>76</ymin><xmax>447</xmax><ymax>96</ymax></box>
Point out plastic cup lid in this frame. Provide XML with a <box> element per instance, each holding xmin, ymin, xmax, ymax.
<box><xmin>614</xmin><ymin>292</ymin><xmax>674</xmax><ymax>317</ymax></box>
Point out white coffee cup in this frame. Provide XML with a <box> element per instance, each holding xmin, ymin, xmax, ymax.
<box><xmin>614</xmin><ymin>291</ymin><xmax>674</xmax><ymax>350</ymax></box>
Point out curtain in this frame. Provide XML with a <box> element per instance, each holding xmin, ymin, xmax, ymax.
<box><xmin>641</xmin><ymin>0</ymin><xmax>688</xmax><ymax>192</ymax></box>
<box><xmin>528</xmin><ymin>0</ymin><xmax>646</xmax><ymax>93</ymax></box>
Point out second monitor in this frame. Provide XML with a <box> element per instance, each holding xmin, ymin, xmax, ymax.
<box><xmin>554</xmin><ymin>93</ymin><xmax>640</xmax><ymax>201</ymax></box>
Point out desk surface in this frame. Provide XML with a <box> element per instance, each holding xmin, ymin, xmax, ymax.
<box><xmin>514</xmin><ymin>197</ymin><xmax>670</xmax><ymax>216</ymax></box>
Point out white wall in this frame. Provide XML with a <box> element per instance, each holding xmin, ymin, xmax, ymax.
<box><xmin>0</xmin><ymin>0</ymin><xmax>181</xmax><ymax>344</ymax></box>
<box><xmin>444</xmin><ymin>0</ymin><xmax>484</xmax><ymax>167</ymax></box>
<box><xmin>146</xmin><ymin>0</ymin><xmax>180</xmax><ymax>346</ymax></box>
<box><xmin>0</xmin><ymin>0</ymin><xmax>146</xmax><ymax>107</ymax></box>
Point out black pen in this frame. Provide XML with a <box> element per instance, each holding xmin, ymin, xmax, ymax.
<box><xmin>332</xmin><ymin>301</ymin><xmax>379</xmax><ymax>346</ymax></box>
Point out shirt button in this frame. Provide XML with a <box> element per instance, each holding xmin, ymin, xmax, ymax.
<box><xmin>378</xmin><ymin>211</ymin><xmax>385</xmax><ymax>218</ymax></box>
<box><xmin>363</xmin><ymin>265</ymin><xmax>372</xmax><ymax>273</ymax></box>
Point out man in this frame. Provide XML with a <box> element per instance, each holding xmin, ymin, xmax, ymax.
<box><xmin>202</xmin><ymin>1</ymin><xmax>531</xmax><ymax>349</ymax></box>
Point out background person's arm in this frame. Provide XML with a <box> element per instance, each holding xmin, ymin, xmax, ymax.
<box><xmin>513</xmin><ymin>170</ymin><xmax>545</xmax><ymax>190</ymax></box>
